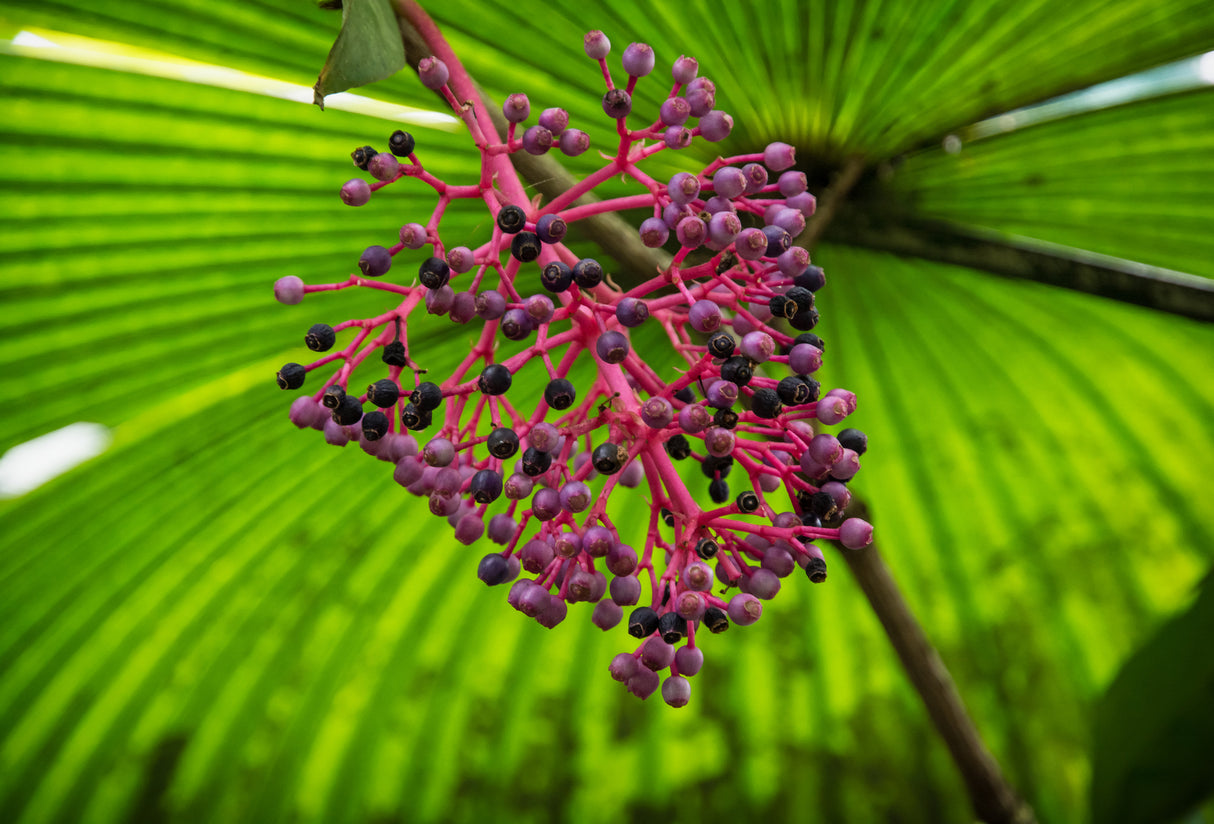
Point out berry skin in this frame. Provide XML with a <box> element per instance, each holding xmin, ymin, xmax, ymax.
<box><xmin>510</xmin><ymin>231</ymin><xmax>541</xmax><ymax>262</ymax></box>
<box><xmin>628</xmin><ymin>606</ymin><xmax>660</xmax><ymax>638</ymax></box>
<box><xmin>667</xmin><ymin>172</ymin><xmax>700</xmax><ymax>205</ymax></box>
<box><xmin>709</xmin><ymin>478</ymin><xmax>730</xmax><ymax>503</ymax></box>
<box><xmin>535</xmin><ymin>214</ymin><xmax>567</xmax><ymax>244</ymax></box>
<box><xmin>381</xmin><ymin>340</ymin><xmax>407</xmax><ymax>367</ymax></box>
<box><xmin>305</xmin><ymin>323</ymin><xmax>336</xmax><ymax>352</ymax></box>
<box><xmin>720</xmin><ymin>356</ymin><xmax>753</xmax><ymax>387</ymax></box>
<box><xmin>728</xmin><ymin>593</ymin><xmax>763</xmax><ymax>625</ymax></box>
<box><xmin>602</xmin><ymin>88</ymin><xmax>632</xmax><ymax>119</ymax></box>
<box><xmin>584</xmin><ymin>30</ymin><xmax>611</xmax><ymax>59</ymax></box>
<box><xmin>477</xmin><ymin>554</ymin><xmax>512</xmax><ymax>586</ymax></box>
<box><xmin>660</xmin><ymin>97</ymin><xmax>691</xmax><ymax>127</ymax></box>
<box><xmin>359</xmin><ymin>246</ymin><xmax>392</xmax><ymax>277</ymax></box>
<box><xmin>664</xmin><ymin>126</ymin><xmax>693</xmax><ymax>150</ymax></box>
<box><xmin>662</xmin><ymin>675</ymin><xmax>691</xmax><ymax>708</ymax></box>
<box><xmin>474</xmin><ymin>290</ymin><xmax>507</xmax><ymax>320</ymax></box>
<box><xmin>332</xmin><ymin>394</ymin><xmax>363</xmax><ymax>425</ymax></box>
<box><xmin>541</xmin><ymin>261</ymin><xmax>573</xmax><ymax>293</ymax></box>
<box><xmin>340</xmin><ymin>179</ymin><xmax>371</xmax><ymax>207</ymax></box>
<box><xmin>572</xmin><ymin>258</ymin><xmax>604</xmax><ymax>289</ymax></box>
<box><xmin>703</xmin><ymin>606</ymin><xmax>730</xmax><ymax>633</ymax></box>
<box><xmin>496</xmin><ymin>205</ymin><xmax>526</xmax><ymax>234</ymax></box>
<box><xmin>558</xmin><ymin>129</ymin><xmax>590</xmax><ymax>156</ymax></box>
<box><xmin>736</xmin><ymin>490</ymin><xmax>760</xmax><ymax>512</ymax></box>
<box><xmin>522</xmin><ymin>125</ymin><xmax>554</xmax><ymax>155</ymax></box>
<box><xmin>388</xmin><ymin>130</ymin><xmax>415</xmax><ymax>157</ymax></box>
<box><xmin>411</xmin><ymin>382</ymin><xmax>443</xmax><ymax>412</ymax></box>
<box><xmin>368</xmin><ymin>152</ymin><xmax>400</xmax><ymax>182</ymax></box>
<box><xmin>592</xmin><ymin>442</ymin><xmax>627</xmax><ymax>474</ymax></box>
<box><xmin>486</xmin><ymin>427</ymin><xmax>520</xmax><ymax>459</ymax></box>
<box><xmin>367</xmin><ymin>379</ymin><xmax>400</xmax><ymax>408</ymax></box>
<box><xmin>751</xmin><ymin>388</ymin><xmax>783</xmax><ymax>419</ymax></box>
<box><xmin>597</xmin><ymin>331</ymin><xmax>630</xmax><ymax>364</ymax></box>
<box><xmin>274</xmin><ymin>275</ymin><xmax>305</xmax><ymax>305</ymax></box>
<box><xmin>675</xmin><ymin>216</ymin><xmax>706</xmax><ymax>247</ymax></box>
<box><xmin>399</xmin><ymin>223</ymin><xmax>428</xmax><ymax>249</ymax></box>
<box><xmin>640</xmin><ymin>396</ymin><xmax>674</xmax><ymax>429</ymax></box>
<box><xmin>838</xmin><ymin>428</ymin><xmax>868</xmax><ymax>455</ymax></box>
<box><xmin>418</xmin><ymin>56</ymin><xmax>450</xmax><ymax>89</ymax></box>
<box><xmin>734</xmin><ymin>227</ymin><xmax>769</xmax><ymax>260</ymax></box>
<box><xmin>664</xmin><ymin>434</ymin><xmax>691</xmax><ymax>460</ymax></box>
<box><xmin>708</xmin><ymin>212</ymin><xmax>742</xmax><ymax>246</ymax></box>
<box><xmin>688</xmin><ymin>300</ymin><xmax>722</xmax><ymax>333</ymax></box>
<box><xmin>502</xmin><ymin>93</ymin><xmax>530</xmax><ymax>123</ymax></box>
<box><xmin>350</xmin><ymin>145</ymin><xmax>376</xmax><ymax>170</ymax></box>
<box><xmin>622</xmin><ymin>42</ymin><xmax>655</xmax><ymax>76</ymax></box>
<box><xmin>470</xmin><ymin>469</ymin><xmax>503</xmax><ymax>503</ymax></box>
<box><xmin>447</xmin><ymin>247</ymin><xmax>475</xmax><ymax>274</ymax></box>
<box><xmin>361</xmin><ymin>410</ymin><xmax>389</xmax><ymax>441</ymax></box>
<box><xmin>616</xmin><ymin>297</ymin><xmax>649</xmax><ymax>327</ymax></box>
<box><xmin>276</xmin><ymin>363</ymin><xmax>306</xmax><ymax>390</ymax></box>
<box><xmin>478</xmin><ymin>365</ymin><xmax>512</xmax><ymax>396</ymax></box>
<box><xmin>520</xmin><ymin>446</ymin><xmax>553</xmax><ymax>477</ymax></box>
<box><xmin>544</xmin><ymin>378</ymin><xmax>577</xmax><ymax>410</ymax></box>
<box><xmin>739</xmin><ymin>330</ymin><xmax>775</xmax><ymax>363</ymax></box>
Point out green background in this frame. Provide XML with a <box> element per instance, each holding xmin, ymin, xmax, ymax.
<box><xmin>1</xmin><ymin>1</ymin><xmax>1213</xmax><ymax>822</ymax></box>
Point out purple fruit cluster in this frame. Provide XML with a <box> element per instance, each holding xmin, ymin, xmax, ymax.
<box><xmin>274</xmin><ymin>30</ymin><xmax>873</xmax><ymax>707</ymax></box>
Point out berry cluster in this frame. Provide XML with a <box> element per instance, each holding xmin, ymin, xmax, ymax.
<box><xmin>275</xmin><ymin>31</ymin><xmax>873</xmax><ymax>707</ymax></box>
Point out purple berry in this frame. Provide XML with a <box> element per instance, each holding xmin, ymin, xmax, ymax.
<box><xmin>474</xmin><ymin>289</ymin><xmax>506</xmax><ymax>320</ymax></box>
<box><xmin>525</xmin><ymin>294</ymin><xmax>554</xmax><ymax>325</ymax></box>
<box><xmin>675</xmin><ymin>216</ymin><xmax>706</xmax><ymax>248</ymax></box>
<box><xmin>418</xmin><ymin>56</ymin><xmax>449</xmax><ymax>90</ymax></box>
<box><xmin>520</xmin><ymin>538</ymin><xmax>554</xmax><ymax>573</ymax></box>
<box><xmin>778</xmin><ymin>170</ymin><xmax>808</xmax><ymax>197</ymax></box>
<box><xmin>830</xmin><ymin>448</ymin><xmax>861</xmax><ymax>480</ymax></box>
<box><xmin>672</xmin><ymin>55</ymin><xmax>699</xmax><ymax>84</ymax></box>
<box><xmin>532</xmin><ymin>487</ymin><xmax>562</xmax><ymax>521</ymax></box>
<box><xmin>622</xmin><ymin>42</ymin><xmax>655</xmax><ymax>77</ymax></box>
<box><xmin>684</xmin><ymin>560</ymin><xmax>714</xmax><ymax>591</ymax></box>
<box><xmin>558</xmin><ymin>128</ymin><xmax>590</xmax><ymax>156</ymax></box>
<box><xmin>764</xmin><ymin>141</ymin><xmax>796</xmax><ymax>171</ymax></box>
<box><xmin>678</xmin><ymin>403</ymin><xmax>712</xmax><ymax>434</ymax></box>
<box><xmin>422</xmin><ymin>436</ymin><xmax>455</xmax><ymax>467</ymax></box>
<box><xmin>746</xmin><ymin>568</ymin><xmax>781</xmax><ymax>599</ymax></box>
<box><xmin>639</xmin><ymin>217</ymin><xmax>670</xmax><ymax>248</ymax></box>
<box><xmin>816</xmin><ymin>395</ymin><xmax>849</xmax><ymax>425</ymax></box>
<box><xmin>840</xmin><ymin>518</ymin><xmax>873</xmax><ymax>549</ymax></box>
<box><xmin>687</xmin><ymin>86</ymin><xmax>714</xmax><ymax>117</ymax></box>
<box><xmin>477</xmin><ymin>553</ymin><xmax>511</xmax><ymax>585</ymax></box>
<box><xmin>274</xmin><ymin>275</ymin><xmax>304</xmax><ymax>305</ymax></box>
<box><xmin>704</xmin><ymin>195</ymin><xmax>735</xmax><ymax>215</ymax></box>
<box><xmin>488</xmin><ymin>514</ymin><xmax>518</xmax><ymax>545</ymax></box>
<box><xmin>610</xmin><ymin>575</ymin><xmax>641</xmax><ymax>606</ymax></box>
<box><xmin>739</xmin><ymin>330</ymin><xmax>775</xmax><ymax>363</ymax></box>
<box><xmin>359</xmin><ymin>245</ymin><xmax>392</xmax><ymax>277</ymax></box>
<box><xmin>727</xmin><ymin>593</ymin><xmax>762</xmax><ymax>626</ymax></box>
<box><xmin>661</xmin><ymin>675</ymin><xmax>691</xmax><ymax>707</ymax></box>
<box><xmin>787</xmin><ymin>192</ymin><xmax>817</xmax><ymax>218</ymax></box>
<box><xmin>522</xmin><ymin>125</ymin><xmax>554</xmax><ymax>155</ymax></box>
<box><xmin>538</xmin><ymin>107</ymin><xmax>569</xmax><ymax>135</ymax></box>
<box><xmin>500</xmin><ymin>307</ymin><xmax>533</xmax><ymax>341</ymax></box>
<box><xmin>667</xmin><ymin>172</ymin><xmax>700</xmax><ymax>205</ymax></box>
<box><xmin>778</xmin><ymin>246</ymin><xmax>811</xmax><ymax>276</ymax></box>
<box><xmin>641</xmin><ymin>396</ymin><xmax>674</xmax><ymax>429</ymax></box>
<box><xmin>688</xmin><ymin>299</ymin><xmax>722</xmax><ymax>333</ymax></box>
<box><xmin>502</xmin><ymin>93</ymin><xmax>530</xmax><ymax>123</ymax></box>
<box><xmin>399</xmin><ymin>222</ymin><xmax>427</xmax><ymax>249</ymax></box>
<box><xmin>705</xmin><ymin>380</ymin><xmax>738</xmax><ymax>409</ymax></box>
<box><xmin>664</xmin><ymin>126</ymin><xmax>692</xmax><ymax>149</ymax></box>
<box><xmin>742</xmin><ymin>163</ymin><xmax>768</xmax><ymax>195</ymax></box>
<box><xmin>536</xmin><ymin>213</ymin><xmax>567</xmax><ymax>244</ymax></box>
<box><xmin>593</xmin><ymin>600</ymin><xmax>624</xmax><ymax>630</ymax></box>
<box><xmin>703</xmin><ymin>426</ymin><xmax>735</xmax><ymax>458</ymax></box>
<box><xmin>660</xmin><ymin>97</ymin><xmax>691</xmax><ymax>127</ymax></box>
<box><xmin>707</xmin><ymin>212</ymin><xmax>741</xmax><ymax>246</ymax></box>
<box><xmin>619</xmin><ymin>460</ymin><xmax>644</xmax><ymax>487</ymax></box>
<box><xmin>560</xmin><ymin>481</ymin><xmax>592</xmax><ymax>513</ymax></box>
<box><xmin>606</xmin><ymin>543</ymin><xmax>638</xmax><ymax>577</ymax></box>
<box><xmin>626</xmin><ymin>665</ymin><xmax>660</xmax><ymax>699</ymax></box>
<box><xmin>615</xmin><ymin>297</ymin><xmax>649</xmax><ymax>327</ymax></box>
<box><xmin>772</xmin><ymin>207</ymin><xmax>806</xmax><ymax>236</ymax></box>
<box><xmin>712</xmin><ymin>167</ymin><xmax>746</xmax><ymax>199</ymax></box>
<box><xmin>674</xmin><ymin>646</ymin><xmax>703</xmax><ymax>676</ymax></box>
<box><xmin>602</xmin><ymin>88</ymin><xmax>632</xmax><ymax>119</ymax></box>
<box><xmin>698</xmin><ymin>110</ymin><xmax>733</xmax><ymax>142</ymax></box>
<box><xmin>584</xmin><ymin>30</ymin><xmax>611</xmax><ymax>60</ymax></box>
<box><xmin>675</xmin><ymin>590</ymin><xmax>707</xmax><ymax>621</ymax></box>
<box><xmin>640</xmin><ymin>636</ymin><xmax>675</xmax><ymax>670</ymax></box>
<box><xmin>536</xmin><ymin>594</ymin><xmax>567</xmax><ymax>628</ymax></box>
<box><xmin>454</xmin><ymin>516</ymin><xmax>484</xmax><ymax>545</ymax></box>
<box><xmin>734</xmin><ymin>227</ymin><xmax>768</xmax><ymax>260</ymax></box>
<box><xmin>504</xmin><ymin>473</ymin><xmax>533</xmax><ymax>500</ymax></box>
<box><xmin>597</xmin><ymin>330</ymin><xmax>630</xmax><ymax>364</ymax></box>
<box><xmin>368</xmin><ymin>152</ymin><xmax>399</xmax><ymax>182</ymax></box>
<box><xmin>340</xmin><ymin>178</ymin><xmax>371</xmax><ymax>206</ymax></box>
<box><xmin>424</xmin><ymin>284</ymin><xmax>454</xmax><ymax>315</ymax></box>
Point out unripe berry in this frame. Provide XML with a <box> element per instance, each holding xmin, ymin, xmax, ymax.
<box><xmin>418</xmin><ymin>56</ymin><xmax>450</xmax><ymax>89</ymax></box>
<box><xmin>583</xmin><ymin>30</ymin><xmax>611</xmax><ymax>60</ymax></box>
<box><xmin>602</xmin><ymin>88</ymin><xmax>632</xmax><ymax>119</ymax></box>
<box><xmin>502</xmin><ymin>93</ymin><xmax>530</xmax><ymax>123</ymax></box>
<box><xmin>622</xmin><ymin>42</ymin><xmax>655</xmax><ymax>77</ymax></box>
<box><xmin>672</xmin><ymin>55</ymin><xmax>699</xmax><ymax>84</ymax></box>
<box><xmin>537</xmin><ymin>107</ymin><xmax>569</xmax><ymax>135</ymax></box>
<box><xmin>340</xmin><ymin>178</ymin><xmax>371</xmax><ymax>207</ymax></box>
<box><xmin>639</xmin><ymin>217</ymin><xmax>669</xmax><ymax>248</ymax></box>
<box><xmin>698</xmin><ymin>110</ymin><xmax>733</xmax><ymax>142</ymax></box>
<box><xmin>399</xmin><ymin>222</ymin><xmax>427</xmax><ymax>249</ymax></box>
<box><xmin>558</xmin><ymin>129</ymin><xmax>590</xmax><ymax>156</ymax></box>
<box><xmin>368</xmin><ymin>152</ymin><xmax>399</xmax><ymax>182</ymax></box>
<box><xmin>522</xmin><ymin>125</ymin><xmax>554</xmax><ymax>155</ymax></box>
<box><xmin>764</xmin><ymin>141</ymin><xmax>797</xmax><ymax>171</ymax></box>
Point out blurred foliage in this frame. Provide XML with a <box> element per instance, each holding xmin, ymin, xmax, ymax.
<box><xmin>1</xmin><ymin>1</ymin><xmax>1213</xmax><ymax>823</ymax></box>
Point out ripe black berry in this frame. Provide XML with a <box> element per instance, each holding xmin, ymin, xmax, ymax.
<box><xmin>541</xmin><ymin>261</ymin><xmax>573</xmax><ymax>293</ymax></box>
<box><xmin>521</xmin><ymin>446</ymin><xmax>552</xmax><ymax>476</ymax></box>
<box><xmin>790</xmin><ymin>307</ymin><xmax>820</xmax><ymax>331</ymax></box>
<box><xmin>388</xmin><ymin>130</ymin><xmax>415</xmax><ymax>157</ymax></box>
<box><xmin>674</xmin><ymin>387</ymin><xmax>695</xmax><ymax>404</ymax></box>
<box><xmin>276</xmin><ymin>363</ymin><xmax>306</xmax><ymax>390</ymax></box>
<box><xmin>736</xmin><ymin>490</ymin><xmax>760</xmax><ymax>512</ymax></box>
<box><xmin>305</xmin><ymin>323</ymin><xmax>336</xmax><ymax>352</ymax></box>
<box><xmin>572</xmin><ymin>258</ymin><xmax>604</xmax><ymax>289</ymax></box>
<box><xmin>322</xmin><ymin>384</ymin><xmax>346</xmax><ymax>409</ymax></box>
<box><xmin>709</xmin><ymin>478</ymin><xmax>729</xmax><ymax>503</ymax></box>
<box><xmin>332</xmin><ymin>394</ymin><xmax>363</xmax><ymax>425</ymax></box>
<box><xmin>478</xmin><ymin>365</ymin><xmax>512</xmax><ymax>395</ymax></box>
<box><xmin>660</xmin><ymin>508</ymin><xmax>675</xmax><ymax>527</ymax></box>
<box><xmin>659</xmin><ymin>611</ymin><xmax>687</xmax><ymax>644</ymax></box>
<box><xmin>411</xmin><ymin>381</ymin><xmax>443</xmax><ymax>412</ymax></box>
<box><xmin>701</xmin><ymin>454</ymin><xmax>732</xmax><ymax>478</ymax></box>
<box><xmin>696</xmin><ymin>538</ymin><xmax>719</xmax><ymax>559</ymax></box>
<box><xmin>399</xmin><ymin>402</ymin><xmax>427</xmax><ymax>431</ymax></box>
<box><xmin>794</xmin><ymin>265</ymin><xmax>826</xmax><ymax>292</ymax></box>
<box><xmin>350</xmin><ymin>145</ymin><xmax>377</xmax><ymax>170</ymax></box>
<box><xmin>703</xmin><ymin>606</ymin><xmax>729</xmax><ymax>633</ymax></box>
<box><xmin>361</xmin><ymin>410</ymin><xmax>389</xmax><ymax>440</ymax></box>
<box><xmin>419</xmin><ymin>257</ymin><xmax>450</xmax><ymax>289</ymax></box>
<box><xmin>768</xmin><ymin>294</ymin><xmax>797</xmax><ymax>320</ymax></box>
<box><xmin>799</xmin><ymin>375</ymin><xmax>822</xmax><ymax>402</ymax></box>
<box><xmin>664</xmin><ymin>434</ymin><xmax>691</xmax><ymax>460</ymax></box>
<box><xmin>496</xmin><ymin>205</ymin><xmax>526</xmax><ymax>234</ymax></box>
<box><xmin>800</xmin><ymin>512</ymin><xmax>823</xmax><ymax>529</ymax></box>
<box><xmin>807</xmin><ymin>490</ymin><xmax>835</xmax><ymax>518</ymax></box>
<box><xmin>382</xmin><ymin>340</ymin><xmax>407</xmax><ymax>366</ymax></box>
<box><xmin>510</xmin><ymin>231</ymin><xmax>541</xmax><ymax>263</ymax></box>
<box><xmin>776</xmin><ymin>376</ymin><xmax>810</xmax><ymax>406</ymax></box>
<box><xmin>470</xmin><ymin>469</ymin><xmax>503</xmax><ymax>503</ymax></box>
<box><xmin>478</xmin><ymin>553</ymin><xmax>512</xmax><ymax>586</ymax></box>
<box><xmin>713</xmin><ymin>408</ymin><xmax>739</xmax><ymax>429</ymax></box>
<box><xmin>838</xmin><ymin>428</ymin><xmax>868</xmax><ymax>455</ymax></box>
<box><xmin>544</xmin><ymin>378</ymin><xmax>577</xmax><ymax>410</ymax></box>
<box><xmin>486</xmin><ymin>427</ymin><xmax>520</xmax><ymax>459</ymax></box>
<box><xmin>628</xmin><ymin>606</ymin><xmax>660</xmax><ymax>638</ymax></box>
<box><xmin>792</xmin><ymin>332</ymin><xmax>825</xmax><ymax>352</ymax></box>
<box><xmin>751</xmin><ymin>388</ymin><xmax>783</xmax><ymax>419</ymax></box>
<box><xmin>720</xmin><ymin>356</ymin><xmax>753</xmax><ymax>386</ymax></box>
<box><xmin>785</xmin><ymin>286</ymin><xmax>814</xmax><ymax>313</ymax></box>
<box><xmin>707</xmin><ymin>332</ymin><xmax>735</xmax><ymax>359</ymax></box>
<box><xmin>805</xmin><ymin>557</ymin><xmax>828</xmax><ymax>583</ymax></box>
<box><xmin>367</xmin><ymin>379</ymin><xmax>400</xmax><ymax>408</ymax></box>
<box><xmin>592</xmin><ymin>442</ymin><xmax>626</xmax><ymax>474</ymax></box>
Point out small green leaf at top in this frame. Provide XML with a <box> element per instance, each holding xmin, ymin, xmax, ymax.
<box><xmin>1090</xmin><ymin>571</ymin><xmax>1214</xmax><ymax>824</ymax></box>
<box><xmin>313</xmin><ymin>0</ymin><xmax>406</xmax><ymax>108</ymax></box>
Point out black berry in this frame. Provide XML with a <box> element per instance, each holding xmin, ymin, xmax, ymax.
<box><xmin>486</xmin><ymin>427</ymin><xmax>520</xmax><ymax>459</ymax></box>
<box><xmin>419</xmin><ymin>256</ymin><xmax>450</xmax><ymax>289</ymax></box>
<box><xmin>785</xmin><ymin>286</ymin><xmax>814</xmax><ymax>313</ymax></box>
<box><xmin>792</xmin><ymin>332</ymin><xmax>825</xmax><ymax>352</ymax></box>
<box><xmin>350</xmin><ymin>145</ymin><xmax>377</xmax><ymax>170</ymax></box>
<box><xmin>478</xmin><ymin>365</ymin><xmax>512</xmax><ymax>395</ymax></box>
<box><xmin>496</xmin><ymin>205</ymin><xmax>526</xmax><ymax>234</ymax></box>
<box><xmin>367</xmin><ymin>379</ymin><xmax>400</xmax><ymax>408</ymax></box>
<box><xmin>305</xmin><ymin>323</ymin><xmax>336</xmax><ymax>352</ymax></box>
<box><xmin>720</xmin><ymin>356</ymin><xmax>753</xmax><ymax>387</ymax></box>
<box><xmin>701</xmin><ymin>454</ymin><xmax>733</xmax><ymax>479</ymax></box>
<box><xmin>664</xmin><ymin>434</ymin><xmax>691</xmax><ymax>460</ymax></box>
<box><xmin>713</xmin><ymin>408</ymin><xmax>739</xmax><ymax>429</ymax></box>
<box><xmin>838</xmin><ymin>428</ymin><xmax>868</xmax><ymax>455</ymax></box>
<box><xmin>332</xmin><ymin>394</ymin><xmax>363</xmax><ymax>425</ymax></box>
<box><xmin>709</xmin><ymin>477</ymin><xmax>729</xmax><ymax>503</ymax></box>
<box><xmin>510</xmin><ymin>232</ymin><xmax>541</xmax><ymax>263</ymax></box>
<box><xmin>790</xmin><ymin>307</ymin><xmax>820</xmax><ymax>331</ymax></box>
<box><xmin>696</xmin><ymin>538</ymin><xmax>719</xmax><ymax>559</ymax></box>
<box><xmin>411</xmin><ymin>381</ymin><xmax>443</xmax><ymax>412</ymax></box>
<box><xmin>768</xmin><ymin>294</ymin><xmax>797</xmax><ymax>320</ymax></box>
<box><xmin>276</xmin><ymin>363</ymin><xmax>306</xmax><ymax>390</ymax></box>
<box><xmin>541</xmin><ymin>261</ymin><xmax>573</xmax><ymax>293</ymax></box>
<box><xmin>659</xmin><ymin>611</ymin><xmax>687</xmax><ymax>644</ymax></box>
<box><xmin>592</xmin><ymin>442</ymin><xmax>626</xmax><ymax>475</ymax></box>
<box><xmin>628</xmin><ymin>606</ymin><xmax>660</xmax><ymax>638</ymax></box>
<box><xmin>794</xmin><ymin>266</ymin><xmax>826</xmax><ymax>292</ymax></box>
<box><xmin>707</xmin><ymin>332</ymin><xmax>735</xmax><ymax>359</ymax></box>
<box><xmin>388</xmin><ymin>130</ymin><xmax>415</xmax><ymax>157</ymax></box>
<box><xmin>470</xmin><ymin>469</ymin><xmax>503</xmax><ymax>503</ymax></box>
<box><xmin>521</xmin><ymin>446</ymin><xmax>552</xmax><ymax>476</ymax></box>
<box><xmin>703</xmin><ymin>606</ymin><xmax>729</xmax><ymax>633</ymax></box>
<box><xmin>674</xmin><ymin>387</ymin><xmax>695</xmax><ymax>404</ymax></box>
<box><xmin>805</xmin><ymin>557</ymin><xmax>828</xmax><ymax>583</ymax></box>
<box><xmin>736</xmin><ymin>490</ymin><xmax>759</xmax><ymax>513</ymax></box>
<box><xmin>777</xmin><ymin>376</ymin><xmax>810</xmax><ymax>405</ymax></box>
<box><xmin>382</xmin><ymin>340</ymin><xmax>407</xmax><ymax>366</ymax></box>
<box><xmin>361</xmin><ymin>410</ymin><xmax>389</xmax><ymax>440</ymax></box>
<box><xmin>572</xmin><ymin>258</ymin><xmax>604</xmax><ymax>289</ymax></box>
<box><xmin>751</xmin><ymin>388</ymin><xmax>783</xmax><ymax>419</ymax></box>
<box><xmin>544</xmin><ymin>378</ymin><xmax>577</xmax><ymax>410</ymax></box>
<box><xmin>661</xmin><ymin>508</ymin><xmax>675</xmax><ymax>527</ymax></box>
<box><xmin>322</xmin><ymin>384</ymin><xmax>346</xmax><ymax>409</ymax></box>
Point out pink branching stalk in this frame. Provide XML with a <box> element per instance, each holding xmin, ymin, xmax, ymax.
<box><xmin>274</xmin><ymin>23</ymin><xmax>873</xmax><ymax>707</ymax></box>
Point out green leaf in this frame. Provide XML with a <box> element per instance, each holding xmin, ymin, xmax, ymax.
<box><xmin>313</xmin><ymin>0</ymin><xmax>406</xmax><ymax>106</ymax></box>
<box><xmin>1090</xmin><ymin>575</ymin><xmax>1214</xmax><ymax>824</ymax></box>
